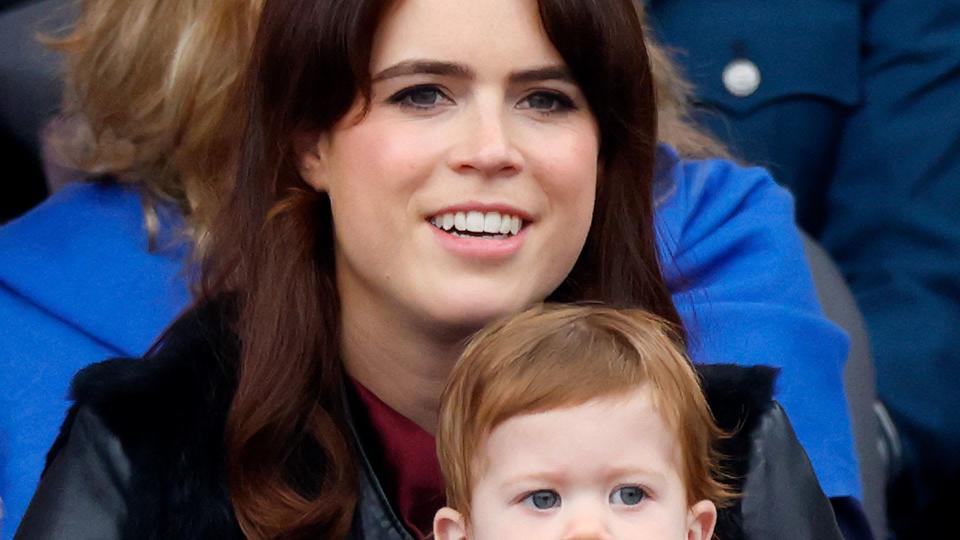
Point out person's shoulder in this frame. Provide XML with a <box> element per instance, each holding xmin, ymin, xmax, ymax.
<box><xmin>69</xmin><ymin>299</ymin><xmax>238</xmax><ymax>441</ymax></box>
<box><xmin>1</xmin><ymin>181</ymin><xmax>134</xmax><ymax>238</ymax></box>
<box><xmin>658</xmin><ymin>145</ymin><xmax>787</xmax><ymax>209</ymax></box>
<box><xmin>695</xmin><ymin>364</ymin><xmax>845</xmax><ymax>540</ymax></box>
<box><xmin>30</xmin><ymin>299</ymin><xmax>244</xmax><ymax>539</ymax></box>
<box><xmin>655</xmin><ymin>145</ymin><xmax>794</xmax><ymax>248</ymax></box>
<box><xmin>0</xmin><ymin>181</ymin><xmax>192</xmax><ymax>355</ymax></box>
<box><xmin>649</xmin><ymin>0</ymin><xmax>861</xmax><ymax>118</ymax></box>
<box><xmin>0</xmin><ymin>181</ymin><xmax>183</xmax><ymax>261</ymax></box>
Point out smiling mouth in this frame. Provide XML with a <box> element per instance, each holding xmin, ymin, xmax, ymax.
<box><xmin>428</xmin><ymin>210</ymin><xmax>525</xmax><ymax>239</ymax></box>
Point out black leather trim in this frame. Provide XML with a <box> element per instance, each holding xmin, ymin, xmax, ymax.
<box><xmin>741</xmin><ymin>403</ymin><xmax>844</xmax><ymax>540</ymax></box>
<box><xmin>15</xmin><ymin>407</ymin><xmax>130</xmax><ymax>539</ymax></box>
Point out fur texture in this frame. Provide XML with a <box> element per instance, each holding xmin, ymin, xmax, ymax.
<box><xmin>698</xmin><ymin>363</ymin><xmax>779</xmax><ymax>539</ymax></box>
<box><xmin>48</xmin><ymin>302</ymin><xmax>243</xmax><ymax>539</ymax></box>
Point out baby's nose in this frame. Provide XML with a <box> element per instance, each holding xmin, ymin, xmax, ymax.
<box><xmin>560</xmin><ymin>506</ymin><xmax>613</xmax><ymax>540</ymax></box>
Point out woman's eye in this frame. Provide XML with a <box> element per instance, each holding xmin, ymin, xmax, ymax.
<box><xmin>390</xmin><ymin>86</ymin><xmax>451</xmax><ymax>110</ymax></box>
<box><xmin>518</xmin><ymin>91</ymin><xmax>575</xmax><ymax>113</ymax></box>
<box><xmin>523</xmin><ymin>489</ymin><xmax>561</xmax><ymax>510</ymax></box>
<box><xmin>610</xmin><ymin>485</ymin><xmax>647</xmax><ymax>506</ymax></box>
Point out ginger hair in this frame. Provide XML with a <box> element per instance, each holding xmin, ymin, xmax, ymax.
<box><xmin>436</xmin><ymin>304</ymin><xmax>735</xmax><ymax>521</ymax></box>
<box><xmin>45</xmin><ymin>0</ymin><xmax>264</xmax><ymax>245</ymax></box>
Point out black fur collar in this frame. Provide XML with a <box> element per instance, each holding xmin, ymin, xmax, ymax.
<box><xmin>698</xmin><ymin>363</ymin><xmax>779</xmax><ymax>539</ymax></box>
<box><xmin>52</xmin><ymin>302</ymin><xmax>243</xmax><ymax>538</ymax></box>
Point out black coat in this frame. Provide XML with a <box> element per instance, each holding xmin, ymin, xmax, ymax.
<box><xmin>15</xmin><ymin>303</ymin><xmax>843</xmax><ymax>539</ymax></box>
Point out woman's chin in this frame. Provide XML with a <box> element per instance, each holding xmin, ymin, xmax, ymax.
<box><xmin>417</xmin><ymin>293</ymin><xmax>535</xmax><ymax>337</ymax></box>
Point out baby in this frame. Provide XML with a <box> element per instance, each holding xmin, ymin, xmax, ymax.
<box><xmin>433</xmin><ymin>305</ymin><xmax>733</xmax><ymax>540</ymax></box>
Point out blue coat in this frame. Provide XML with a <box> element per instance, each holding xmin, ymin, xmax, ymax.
<box><xmin>0</xmin><ymin>148</ymin><xmax>858</xmax><ymax>537</ymax></box>
<box><xmin>0</xmin><ymin>183</ymin><xmax>191</xmax><ymax>538</ymax></box>
<box><xmin>650</xmin><ymin>1</ymin><xmax>960</xmax><ymax>533</ymax></box>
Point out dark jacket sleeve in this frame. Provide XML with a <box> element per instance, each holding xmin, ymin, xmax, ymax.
<box><xmin>698</xmin><ymin>364</ymin><xmax>846</xmax><ymax>540</ymax></box>
<box><xmin>739</xmin><ymin>403</ymin><xmax>844</xmax><ymax>540</ymax></box>
<box><xmin>14</xmin><ymin>406</ymin><xmax>130</xmax><ymax>539</ymax></box>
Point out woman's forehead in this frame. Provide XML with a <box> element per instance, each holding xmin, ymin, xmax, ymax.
<box><xmin>370</xmin><ymin>0</ymin><xmax>563</xmax><ymax>73</ymax></box>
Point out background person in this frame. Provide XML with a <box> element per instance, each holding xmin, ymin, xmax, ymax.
<box><xmin>0</xmin><ymin>0</ymin><xmax>262</xmax><ymax>534</ymax></box>
<box><xmin>647</xmin><ymin>3</ymin><xmax>960</xmax><ymax>536</ymax></box>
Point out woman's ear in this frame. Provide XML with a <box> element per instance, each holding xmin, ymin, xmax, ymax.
<box><xmin>433</xmin><ymin>506</ymin><xmax>468</xmax><ymax>540</ymax></box>
<box><xmin>294</xmin><ymin>130</ymin><xmax>330</xmax><ymax>192</ymax></box>
<box><xmin>686</xmin><ymin>499</ymin><xmax>717</xmax><ymax>540</ymax></box>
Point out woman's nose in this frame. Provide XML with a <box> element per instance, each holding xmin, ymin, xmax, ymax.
<box><xmin>448</xmin><ymin>105</ymin><xmax>524</xmax><ymax>179</ymax></box>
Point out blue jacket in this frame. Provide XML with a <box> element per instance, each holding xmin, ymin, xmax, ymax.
<box><xmin>0</xmin><ymin>148</ymin><xmax>857</xmax><ymax>537</ymax></box>
<box><xmin>650</xmin><ymin>1</ymin><xmax>960</xmax><ymax>533</ymax></box>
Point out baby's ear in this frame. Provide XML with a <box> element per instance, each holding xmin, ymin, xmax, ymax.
<box><xmin>433</xmin><ymin>506</ymin><xmax>468</xmax><ymax>540</ymax></box>
<box><xmin>686</xmin><ymin>500</ymin><xmax>717</xmax><ymax>540</ymax></box>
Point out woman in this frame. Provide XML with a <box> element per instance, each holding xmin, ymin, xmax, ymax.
<box><xmin>11</xmin><ymin>0</ymin><xmax>858</xmax><ymax>537</ymax></box>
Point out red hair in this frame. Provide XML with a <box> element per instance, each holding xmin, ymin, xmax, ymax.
<box><xmin>437</xmin><ymin>305</ymin><xmax>734</xmax><ymax>519</ymax></box>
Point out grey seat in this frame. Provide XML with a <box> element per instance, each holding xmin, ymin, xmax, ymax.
<box><xmin>801</xmin><ymin>231</ymin><xmax>897</xmax><ymax>539</ymax></box>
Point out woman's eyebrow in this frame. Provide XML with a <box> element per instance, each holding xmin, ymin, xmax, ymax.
<box><xmin>508</xmin><ymin>65</ymin><xmax>573</xmax><ymax>84</ymax></box>
<box><xmin>372</xmin><ymin>60</ymin><xmax>474</xmax><ymax>82</ymax></box>
<box><xmin>370</xmin><ymin>61</ymin><xmax>573</xmax><ymax>85</ymax></box>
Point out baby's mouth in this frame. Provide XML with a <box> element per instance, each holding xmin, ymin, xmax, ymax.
<box><xmin>428</xmin><ymin>210</ymin><xmax>525</xmax><ymax>239</ymax></box>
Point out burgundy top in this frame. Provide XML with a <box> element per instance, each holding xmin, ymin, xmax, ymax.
<box><xmin>351</xmin><ymin>379</ymin><xmax>446</xmax><ymax>539</ymax></box>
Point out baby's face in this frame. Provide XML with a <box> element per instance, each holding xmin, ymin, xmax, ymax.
<box><xmin>451</xmin><ymin>387</ymin><xmax>716</xmax><ymax>540</ymax></box>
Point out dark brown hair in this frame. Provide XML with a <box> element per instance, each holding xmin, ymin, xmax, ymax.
<box><xmin>202</xmin><ymin>0</ymin><xmax>680</xmax><ymax>537</ymax></box>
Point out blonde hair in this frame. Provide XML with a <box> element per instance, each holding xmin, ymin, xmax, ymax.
<box><xmin>437</xmin><ymin>304</ymin><xmax>734</xmax><ymax>521</ymax></box>
<box><xmin>648</xmin><ymin>38</ymin><xmax>730</xmax><ymax>160</ymax></box>
<box><xmin>635</xmin><ymin>3</ymin><xmax>728</xmax><ymax>160</ymax></box>
<box><xmin>45</xmin><ymin>0</ymin><xmax>264</xmax><ymax>243</ymax></box>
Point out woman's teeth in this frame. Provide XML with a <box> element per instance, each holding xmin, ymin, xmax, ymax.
<box><xmin>430</xmin><ymin>211</ymin><xmax>523</xmax><ymax>237</ymax></box>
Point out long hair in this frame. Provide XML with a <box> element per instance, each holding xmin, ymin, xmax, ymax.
<box><xmin>202</xmin><ymin>0</ymin><xmax>684</xmax><ymax>537</ymax></box>
<box><xmin>46</xmin><ymin>0</ymin><xmax>263</xmax><ymax>243</ymax></box>
<box><xmin>48</xmin><ymin>0</ymin><xmax>720</xmax><ymax>250</ymax></box>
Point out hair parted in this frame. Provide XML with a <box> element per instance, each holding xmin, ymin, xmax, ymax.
<box><xmin>46</xmin><ymin>0</ymin><xmax>264</xmax><ymax>243</ymax></box>
<box><xmin>437</xmin><ymin>304</ymin><xmax>735</xmax><ymax>520</ymax></box>
<box><xmin>203</xmin><ymin>0</ymin><xmax>688</xmax><ymax>537</ymax></box>
<box><xmin>46</xmin><ymin>0</ymin><xmax>721</xmax><ymax>253</ymax></box>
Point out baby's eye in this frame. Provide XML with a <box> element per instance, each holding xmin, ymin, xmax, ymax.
<box><xmin>517</xmin><ymin>91</ymin><xmax>576</xmax><ymax>113</ymax></box>
<box><xmin>389</xmin><ymin>85</ymin><xmax>452</xmax><ymax>110</ymax></box>
<box><xmin>522</xmin><ymin>489</ymin><xmax>561</xmax><ymax>510</ymax></box>
<box><xmin>610</xmin><ymin>485</ymin><xmax>647</xmax><ymax>506</ymax></box>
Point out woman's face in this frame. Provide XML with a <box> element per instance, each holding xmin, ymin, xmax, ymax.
<box><xmin>300</xmin><ymin>0</ymin><xmax>599</xmax><ymax>334</ymax></box>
